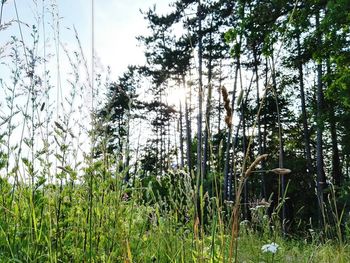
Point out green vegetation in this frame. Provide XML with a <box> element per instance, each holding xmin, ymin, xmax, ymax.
<box><xmin>1</xmin><ymin>0</ymin><xmax>350</xmax><ymax>262</ymax></box>
<box><xmin>0</xmin><ymin>169</ymin><xmax>350</xmax><ymax>262</ymax></box>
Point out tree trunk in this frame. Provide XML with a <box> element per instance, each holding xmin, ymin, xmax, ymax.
<box><xmin>315</xmin><ymin>10</ymin><xmax>327</xmax><ymax>228</ymax></box>
<box><xmin>179</xmin><ymin>102</ymin><xmax>185</xmax><ymax>168</ymax></box>
<box><xmin>326</xmin><ymin>61</ymin><xmax>342</xmax><ymax>186</ymax></box>
<box><xmin>223</xmin><ymin>56</ymin><xmax>240</xmax><ymax>200</ymax></box>
<box><xmin>184</xmin><ymin>75</ymin><xmax>192</xmax><ymax>172</ymax></box>
<box><xmin>346</xmin><ymin>155</ymin><xmax>349</xmax><ymax>179</ymax></box>
<box><xmin>297</xmin><ymin>33</ymin><xmax>314</xmax><ymax>184</ymax></box>
<box><xmin>160</xmin><ymin>92</ymin><xmax>164</xmax><ymax>176</ymax></box>
<box><xmin>196</xmin><ymin>0</ymin><xmax>203</xmax><ymax>222</ymax></box>
<box><xmin>196</xmin><ymin>0</ymin><xmax>203</xmax><ymax>181</ymax></box>
<box><xmin>329</xmin><ymin>109</ymin><xmax>341</xmax><ymax>185</ymax></box>
<box><xmin>253</xmin><ymin>48</ymin><xmax>265</xmax><ymax>199</ymax></box>
<box><xmin>262</xmin><ymin>57</ymin><xmax>268</xmax><ymax>198</ymax></box>
<box><xmin>218</xmin><ymin>61</ymin><xmax>223</xmax><ymax>135</ymax></box>
<box><xmin>167</xmin><ymin>114</ymin><xmax>171</xmax><ymax>171</ymax></box>
<box><xmin>242</xmin><ymin>88</ymin><xmax>248</xmax><ymax>219</ymax></box>
<box><xmin>124</xmin><ymin>99</ymin><xmax>131</xmax><ymax>182</ymax></box>
<box><xmin>272</xmin><ymin>54</ymin><xmax>286</xmax><ymax>235</ymax></box>
<box><xmin>202</xmin><ymin>23</ymin><xmax>213</xmax><ymax>180</ymax></box>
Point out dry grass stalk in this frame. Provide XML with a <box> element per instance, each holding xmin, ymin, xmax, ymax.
<box><xmin>229</xmin><ymin>154</ymin><xmax>269</xmax><ymax>262</ymax></box>
<box><xmin>245</xmin><ymin>154</ymin><xmax>269</xmax><ymax>177</ymax></box>
<box><xmin>221</xmin><ymin>86</ymin><xmax>232</xmax><ymax>127</ymax></box>
<box><xmin>271</xmin><ymin>168</ymin><xmax>291</xmax><ymax>175</ymax></box>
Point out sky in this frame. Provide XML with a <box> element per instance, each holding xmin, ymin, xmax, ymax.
<box><xmin>94</xmin><ymin>0</ymin><xmax>173</xmax><ymax>76</ymax></box>
<box><xmin>80</xmin><ymin>0</ymin><xmax>173</xmax><ymax>77</ymax></box>
<box><xmin>0</xmin><ymin>0</ymin><xmax>173</xmax><ymax>78</ymax></box>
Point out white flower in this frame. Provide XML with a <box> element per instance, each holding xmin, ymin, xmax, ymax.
<box><xmin>240</xmin><ymin>220</ymin><xmax>250</xmax><ymax>226</ymax></box>
<box><xmin>261</xmin><ymin>242</ymin><xmax>279</xmax><ymax>254</ymax></box>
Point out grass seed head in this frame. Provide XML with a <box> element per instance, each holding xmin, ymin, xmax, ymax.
<box><xmin>221</xmin><ymin>86</ymin><xmax>232</xmax><ymax>127</ymax></box>
<box><xmin>271</xmin><ymin>168</ymin><xmax>292</xmax><ymax>175</ymax></box>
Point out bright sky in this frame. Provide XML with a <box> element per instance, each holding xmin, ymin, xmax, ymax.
<box><xmin>0</xmin><ymin>0</ymin><xmax>173</xmax><ymax>78</ymax></box>
<box><xmin>86</xmin><ymin>0</ymin><xmax>173</xmax><ymax>77</ymax></box>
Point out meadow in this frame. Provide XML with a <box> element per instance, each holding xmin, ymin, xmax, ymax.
<box><xmin>1</xmin><ymin>0</ymin><xmax>350</xmax><ymax>262</ymax></box>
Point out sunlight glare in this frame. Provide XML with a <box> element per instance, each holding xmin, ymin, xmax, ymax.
<box><xmin>166</xmin><ymin>86</ymin><xmax>187</xmax><ymax>108</ymax></box>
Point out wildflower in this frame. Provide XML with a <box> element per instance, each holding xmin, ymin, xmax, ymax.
<box><xmin>258</xmin><ymin>198</ymin><xmax>271</xmax><ymax>207</ymax></box>
<box><xmin>224</xmin><ymin>200</ymin><xmax>234</xmax><ymax>205</ymax></box>
<box><xmin>261</xmin><ymin>242</ymin><xmax>279</xmax><ymax>254</ymax></box>
<box><xmin>240</xmin><ymin>220</ymin><xmax>250</xmax><ymax>226</ymax></box>
<box><xmin>255</xmin><ymin>205</ymin><xmax>267</xmax><ymax>210</ymax></box>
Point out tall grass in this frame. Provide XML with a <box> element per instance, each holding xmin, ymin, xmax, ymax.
<box><xmin>0</xmin><ymin>1</ymin><xmax>349</xmax><ymax>263</ymax></box>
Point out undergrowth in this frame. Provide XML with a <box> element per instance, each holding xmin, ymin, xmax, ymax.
<box><xmin>1</xmin><ymin>167</ymin><xmax>350</xmax><ymax>262</ymax></box>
